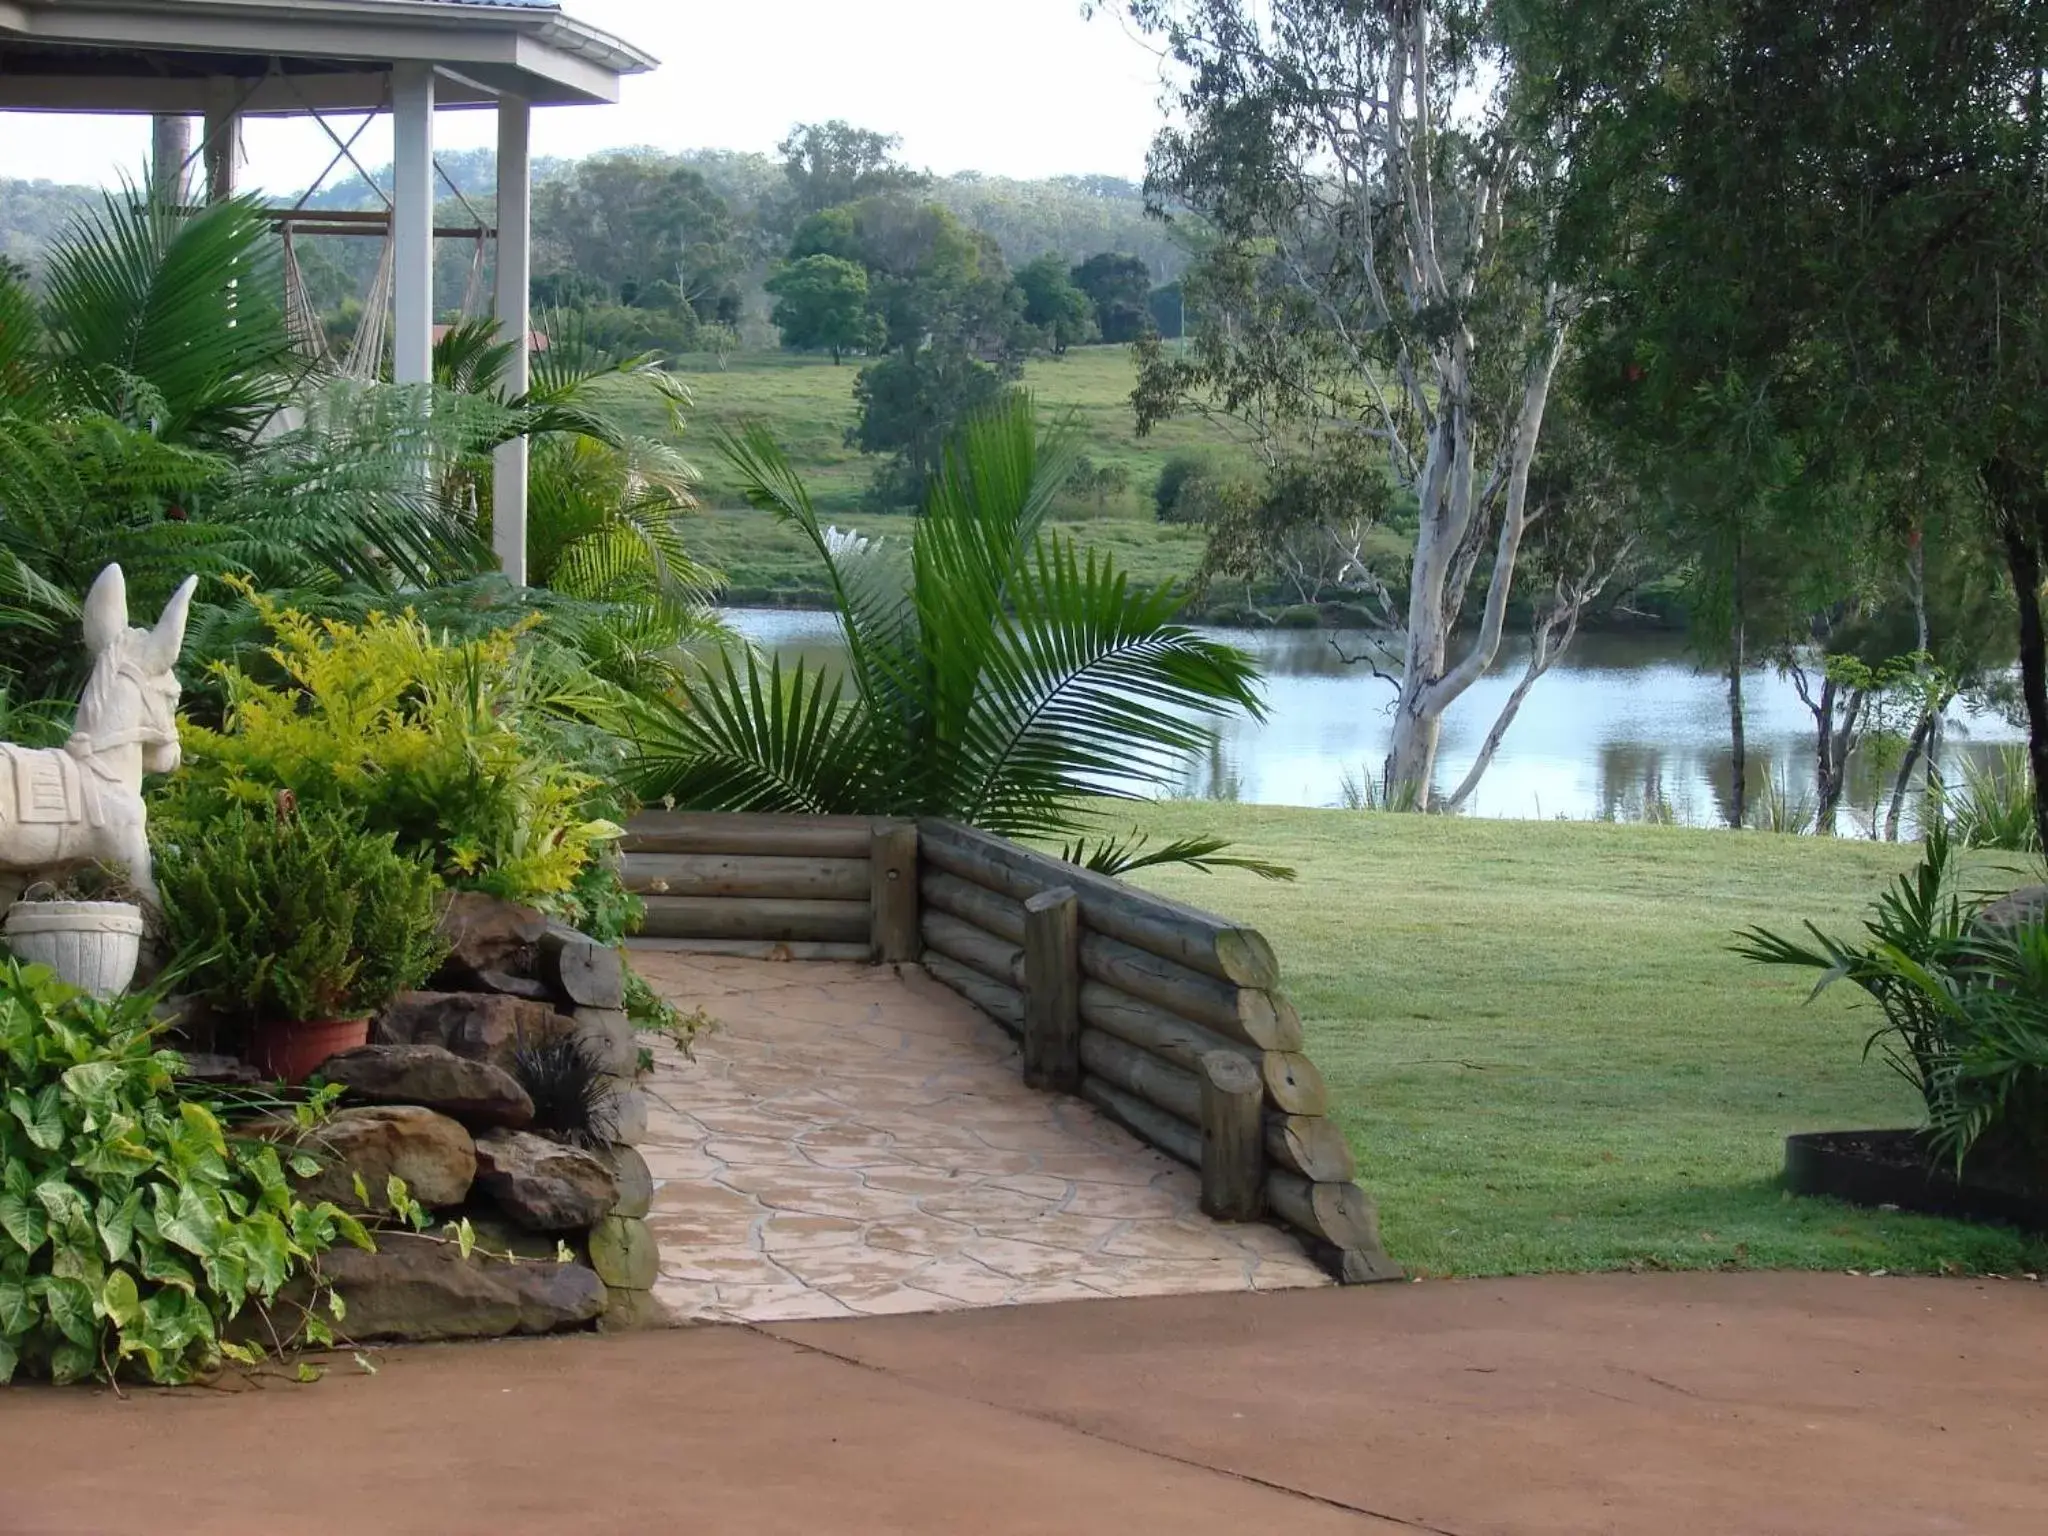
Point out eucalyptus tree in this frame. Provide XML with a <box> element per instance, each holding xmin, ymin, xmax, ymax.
<box><xmin>1101</xmin><ymin>0</ymin><xmax>1623</xmax><ymax>809</ymax></box>
<box><xmin>1533</xmin><ymin>0</ymin><xmax>2048</xmax><ymax>843</ymax></box>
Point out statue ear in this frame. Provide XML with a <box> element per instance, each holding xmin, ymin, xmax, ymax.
<box><xmin>147</xmin><ymin>575</ymin><xmax>199</xmax><ymax>671</ymax></box>
<box><xmin>81</xmin><ymin>565</ymin><xmax>128</xmax><ymax>655</ymax></box>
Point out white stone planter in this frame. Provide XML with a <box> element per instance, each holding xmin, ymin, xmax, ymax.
<box><xmin>4</xmin><ymin>900</ymin><xmax>145</xmax><ymax>999</ymax></box>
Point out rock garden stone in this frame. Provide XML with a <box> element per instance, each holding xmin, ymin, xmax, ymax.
<box><xmin>451</xmin><ymin>1207</ymin><xmax>589</xmax><ymax>1264</ymax></box>
<box><xmin>588</xmin><ymin>1215</ymin><xmax>659</xmax><ymax>1290</ymax></box>
<box><xmin>471</xmin><ymin>968</ymin><xmax>555</xmax><ymax>1003</ymax></box>
<box><xmin>572</xmin><ymin>1007</ymin><xmax>638</xmax><ymax>1079</ymax></box>
<box><xmin>319</xmin><ymin>1043</ymin><xmax>535</xmax><ymax>1129</ymax></box>
<box><xmin>302</xmin><ymin>1231</ymin><xmax>606</xmax><ymax>1342</ymax></box>
<box><xmin>472</xmin><ymin>1128</ymin><xmax>619</xmax><ymax>1231</ymax></box>
<box><xmin>433</xmin><ymin>892</ymin><xmax>549</xmax><ymax>987</ymax></box>
<box><xmin>1975</xmin><ymin>884</ymin><xmax>2048</xmax><ymax>935</ymax></box>
<box><xmin>597</xmin><ymin>1286</ymin><xmax>676</xmax><ymax>1333</ymax></box>
<box><xmin>377</xmin><ymin>990</ymin><xmax>569</xmax><ymax>1074</ymax></box>
<box><xmin>261</xmin><ymin>1104</ymin><xmax>476</xmax><ymax>1212</ymax></box>
<box><xmin>605</xmin><ymin>1145</ymin><xmax>654</xmax><ymax>1219</ymax></box>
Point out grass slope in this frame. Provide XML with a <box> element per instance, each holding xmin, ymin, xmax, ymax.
<box><xmin>654</xmin><ymin>346</ymin><xmax>1231</xmax><ymax>605</ymax></box>
<box><xmin>1111</xmin><ymin>804</ymin><xmax>2048</xmax><ymax>1277</ymax></box>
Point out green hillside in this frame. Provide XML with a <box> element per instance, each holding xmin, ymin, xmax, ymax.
<box><xmin>653</xmin><ymin>345</ymin><xmax>1249</xmax><ymax>607</ymax></box>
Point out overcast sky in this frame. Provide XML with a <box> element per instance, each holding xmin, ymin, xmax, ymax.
<box><xmin>0</xmin><ymin>0</ymin><xmax>1172</xmax><ymax>192</ymax></box>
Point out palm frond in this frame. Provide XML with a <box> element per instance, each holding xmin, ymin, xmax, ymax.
<box><xmin>42</xmin><ymin>189</ymin><xmax>292</xmax><ymax>445</ymax></box>
<box><xmin>1061</xmin><ymin>830</ymin><xmax>1297</xmax><ymax>881</ymax></box>
<box><xmin>624</xmin><ymin>651</ymin><xmax>883</xmax><ymax>815</ymax></box>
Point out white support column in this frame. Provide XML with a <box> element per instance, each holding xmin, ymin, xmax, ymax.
<box><xmin>391</xmin><ymin>62</ymin><xmax>437</xmax><ymax>386</ymax></box>
<box><xmin>492</xmin><ymin>93</ymin><xmax>533</xmax><ymax>585</ymax></box>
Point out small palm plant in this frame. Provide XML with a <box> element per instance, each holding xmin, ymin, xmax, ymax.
<box><xmin>625</xmin><ymin>395</ymin><xmax>1273</xmax><ymax>869</ymax></box>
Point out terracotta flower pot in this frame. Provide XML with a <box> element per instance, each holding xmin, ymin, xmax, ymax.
<box><xmin>252</xmin><ymin>1016</ymin><xmax>371</xmax><ymax>1085</ymax></box>
<box><xmin>3</xmin><ymin>900</ymin><xmax>145</xmax><ymax>999</ymax></box>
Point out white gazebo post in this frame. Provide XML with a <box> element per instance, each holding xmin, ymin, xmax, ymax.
<box><xmin>492</xmin><ymin>93</ymin><xmax>533</xmax><ymax>585</ymax></box>
<box><xmin>391</xmin><ymin>61</ymin><xmax>436</xmax><ymax>386</ymax></box>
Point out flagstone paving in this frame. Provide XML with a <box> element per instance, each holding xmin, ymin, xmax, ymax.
<box><xmin>629</xmin><ymin>949</ymin><xmax>1330</xmax><ymax>1322</ymax></box>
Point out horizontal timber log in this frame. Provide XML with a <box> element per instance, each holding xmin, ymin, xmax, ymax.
<box><xmin>1080</xmin><ymin>980</ymin><xmax>1246</xmax><ymax>1071</ymax></box>
<box><xmin>1078</xmin><ymin>931</ymin><xmax>1301</xmax><ymax>1051</ymax></box>
<box><xmin>920</xmin><ymin>910</ymin><xmax>1025</xmax><ymax>988</ymax></box>
<box><xmin>922</xmin><ymin>952</ymin><xmax>1024</xmax><ymax>1035</ymax></box>
<box><xmin>1263</xmin><ymin>1171</ymin><xmax>1383</xmax><ymax>1255</ymax></box>
<box><xmin>637</xmin><ymin>896</ymin><xmax>869</xmax><ymax>944</ymax></box>
<box><xmin>1078</xmin><ymin>982</ymin><xmax>1318</xmax><ymax>1112</ymax></box>
<box><xmin>1076</xmin><ymin>1031</ymin><xmax>1348</xmax><ymax>1181</ymax></box>
<box><xmin>1261</xmin><ymin>1052</ymin><xmax>1331</xmax><ymax>1118</ymax></box>
<box><xmin>1266</xmin><ymin>1115</ymin><xmax>1356</xmax><ymax>1183</ymax></box>
<box><xmin>1079</xmin><ymin>1028</ymin><xmax>1200</xmax><ymax>1123</ymax></box>
<box><xmin>625</xmin><ymin>812</ymin><xmax>875</xmax><ymax>860</ymax></box>
<box><xmin>622</xmin><ymin>853</ymin><xmax>869</xmax><ymax>901</ymax></box>
<box><xmin>921</xmin><ymin>870</ymin><xmax>1026</xmax><ymax>944</ymax></box>
<box><xmin>919</xmin><ymin>820</ymin><xmax>1280</xmax><ymax>989</ymax></box>
<box><xmin>630</xmin><ymin>938</ymin><xmax>871</xmax><ymax>962</ymax></box>
<box><xmin>1079</xmin><ymin>1077</ymin><xmax>1201</xmax><ymax>1168</ymax></box>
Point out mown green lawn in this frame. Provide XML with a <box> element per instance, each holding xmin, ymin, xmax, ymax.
<box><xmin>1110</xmin><ymin>803</ymin><xmax>2048</xmax><ymax>1277</ymax></box>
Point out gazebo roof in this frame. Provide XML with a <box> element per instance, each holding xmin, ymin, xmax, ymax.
<box><xmin>0</xmin><ymin>0</ymin><xmax>658</xmax><ymax>113</ymax></box>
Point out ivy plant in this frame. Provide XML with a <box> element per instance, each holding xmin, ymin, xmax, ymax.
<box><xmin>0</xmin><ymin>962</ymin><xmax>370</xmax><ymax>1385</ymax></box>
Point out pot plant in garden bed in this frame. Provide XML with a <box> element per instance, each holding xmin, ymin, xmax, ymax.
<box><xmin>156</xmin><ymin>798</ymin><xmax>446</xmax><ymax>1082</ymax></box>
<box><xmin>1738</xmin><ymin>825</ymin><xmax>2048</xmax><ymax>1233</ymax></box>
<box><xmin>2</xmin><ymin>864</ymin><xmax>147</xmax><ymax>1000</ymax></box>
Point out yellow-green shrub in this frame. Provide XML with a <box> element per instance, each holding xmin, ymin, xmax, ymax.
<box><xmin>159</xmin><ymin>593</ymin><xmax>621</xmax><ymax>909</ymax></box>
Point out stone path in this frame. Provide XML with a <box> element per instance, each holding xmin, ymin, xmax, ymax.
<box><xmin>629</xmin><ymin>950</ymin><xmax>1329</xmax><ymax>1321</ymax></box>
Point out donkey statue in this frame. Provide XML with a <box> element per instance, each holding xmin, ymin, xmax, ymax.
<box><xmin>0</xmin><ymin>565</ymin><xmax>197</xmax><ymax>909</ymax></box>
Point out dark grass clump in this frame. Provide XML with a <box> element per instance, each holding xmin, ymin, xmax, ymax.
<box><xmin>511</xmin><ymin>1030</ymin><xmax>617</xmax><ymax>1149</ymax></box>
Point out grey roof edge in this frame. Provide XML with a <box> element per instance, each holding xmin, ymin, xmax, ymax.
<box><xmin>18</xmin><ymin>2</ymin><xmax>660</xmax><ymax>76</ymax></box>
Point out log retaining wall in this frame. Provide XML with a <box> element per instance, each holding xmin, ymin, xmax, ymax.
<box><xmin>620</xmin><ymin>812</ymin><xmax>1399</xmax><ymax>1283</ymax></box>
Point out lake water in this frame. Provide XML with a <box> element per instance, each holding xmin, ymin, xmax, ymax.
<box><xmin>722</xmin><ymin>608</ymin><xmax>2025</xmax><ymax>832</ymax></box>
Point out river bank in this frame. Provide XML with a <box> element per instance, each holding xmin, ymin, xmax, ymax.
<box><xmin>723</xmin><ymin>607</ymin><xmax>2025</xmax><ymax>831</ymax></box>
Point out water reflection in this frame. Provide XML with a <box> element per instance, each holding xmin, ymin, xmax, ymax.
<box><xmin>721</xmin><ymin>609</ymin><xmax>2023</xmax><ymax>833</ymax></box>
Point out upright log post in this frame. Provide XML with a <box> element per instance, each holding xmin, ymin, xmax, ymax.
<box><xmin>1199</xmin><ymin>1050</ymin><xmax>1265</xmax><ymax>1220</ymax></box>
<box><xmin>869</xmin><ymin>820</ymin><xmax>920</xmax><ymax>963</ymax></box>
<box><xmin>1022</xmin><ymin>887</ymin><xmax>1080</xmax><ymax>1091</ymax></box>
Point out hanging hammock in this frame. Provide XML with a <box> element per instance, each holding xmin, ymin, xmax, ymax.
<box><xmin>279</xmin><ymin>222</ymin><xmax>329</xmax><ymax>366</ymax></box>
<box><xmin>340</xmin><ymin>231</ymin><xmax>397</xmax><ymax>381</ymax></box>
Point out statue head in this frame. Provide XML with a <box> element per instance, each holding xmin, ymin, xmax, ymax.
<box><xmin>79</xmin><ymin>565</ymin><xmax>197</xmax><ymax>775</ymax></box>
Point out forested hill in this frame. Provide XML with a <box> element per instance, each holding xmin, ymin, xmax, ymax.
<box><xmin>0</xmin><ymin>149</ymin><xmax>1186</xmax><ymax>282</ymax></box>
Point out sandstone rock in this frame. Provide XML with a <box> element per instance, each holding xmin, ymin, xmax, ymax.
<box><xmin>261</xmin><ymin>1105</ymin><xmax>476</xmax><ymax>1212</ymax></box>
<box><xmin>473</xmin><ymin>1128</ymin><xmax>619</xmax><ymax>1231</ymax></box>
<box><xmin>572</xmin><ymin>1007</ymin><xmax>638</xmax><ymax>1079</ymax></box>
<box><xmin>1976</xmin><ymin>884</ymin><xmax>2048</xmax><ymax>935</ymax></box>
<box><xmin>597</xmin><ymin>1286</ymin><xmax>677</xmax><ymax>1333</ymax></box>
<box><xmin>319</xmin><ymin>1044</ymin><xmax>535</xmax><ymax>1129</ymax></box>
<box><xmin>588</xmin><ymin>1215</ymin><xmax>659</xmax><ymax>1290</ymax></box>
<box><xmin>376</xmin><ymin>991</ymin><xmax>569</xmax><ymax>1074</ymax></box>
<box><xmin>605</xmin><ymin>1145</ymin><xmax>654</xmax><ymax>1219</ymax></box>
<box><xmin>175</xmin><ymin>1052</ymin><xmax>263</xmax><ymax>1087</ymax></box>
<box><xmin>433</xmin><ymin>892</ymin><xmax>549</xmax><ymax>987</ymax></box>
<box><xmin>313</xmin><ymin>1232</ymin><xmax>605</xmax><ymax>1342</ymax></box>
<box><xmin>450</xmin><ymin>1206</ymin><xmax>589</xmax><ymax>1264</ymax></box>
<box><xmin>472</xmin><ymin>969</ymin><xmax>555</xmax><ymax>1003</ymax></box>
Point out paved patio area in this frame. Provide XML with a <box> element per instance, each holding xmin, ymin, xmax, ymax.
<box><xmin>629</xmin><ymin>950</ymin><xmax>1330</xmax><ymax>1321</ymax></box>
<box><xmin>6</xmin><ymin>1273</ymin><xmax>2043</xmax><ymax>1534</ymax></box>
